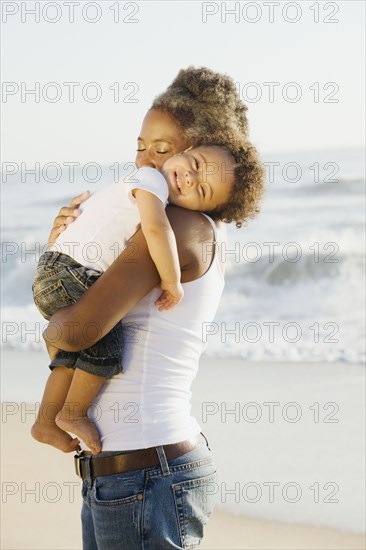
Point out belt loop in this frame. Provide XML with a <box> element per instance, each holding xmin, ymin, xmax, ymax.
<box><xmin>48</xmin><ymin>251</ymin><xmax>61</xmax><ymax>268</ymax></box>
<box><xmin>155</xmin><ymin>446</ymin><xmax>170</xmax><ymax>476</ymax></box>
<box><xmin>83</xmin><ymin>456</ymin><xmax>93</xmax><ymax>488</ymax></box>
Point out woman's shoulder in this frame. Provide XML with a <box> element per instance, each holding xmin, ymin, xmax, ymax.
<box><xmin>166</xmin><ymin>205</ymin><xmax>213</xmax><ymax>233</ymax></box>
<box><xmin>165</xmin><ymin>205</ymin><xmax>216</xmax><ymax>247</ymax></box>
<box><xmin>165</xmin><ymin>205</ymin><xmax>216</xmax><ymax>282</ymax></box>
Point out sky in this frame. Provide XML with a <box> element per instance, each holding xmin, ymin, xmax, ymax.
<box><xmin>1</xmin><ymin>0</ymin><xmax>365</xmax><ymax>164</ymax></box>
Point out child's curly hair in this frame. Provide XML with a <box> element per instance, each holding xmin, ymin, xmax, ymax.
<box><xmin>151</xmin><ymin>66</ymin><xmax>249</xmax><ymax>145</ymax></box>
<box><xmin>206</xmin><ymin>142</ymin><xmax>265</xmax><ymax>229</ymax></box>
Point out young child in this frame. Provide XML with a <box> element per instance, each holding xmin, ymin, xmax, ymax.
<box><xmin>31</xmin><ymin>143</ymin><xmax>240</xmax><ymax>454</ymax></box>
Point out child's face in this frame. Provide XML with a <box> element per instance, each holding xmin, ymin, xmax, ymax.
<box><xmin>135</xmin><ymin>109</ymin><xmax>190</xmax><ymax>170</ymax></box>
<box><xmin>161</xmin><ymin>145</ymin><xmax>235</xmax><ymax>212</ymax></box>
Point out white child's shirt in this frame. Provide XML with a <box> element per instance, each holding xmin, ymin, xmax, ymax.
<box><xmin>49</xmin><ymin>167</ymin><xmax>169</xmax><ymax>272</ymax></box>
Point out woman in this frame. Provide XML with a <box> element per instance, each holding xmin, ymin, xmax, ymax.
<box><xmin>43</xmin><ymin>67</ymin><xmax>264</xmax><ymax>549</ymax></box>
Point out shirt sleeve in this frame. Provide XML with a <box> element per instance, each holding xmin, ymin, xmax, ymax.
<box><xmin>126</xmin><ymin>167</ymin><xmax>169</xmax><ymax>206</ymax></box>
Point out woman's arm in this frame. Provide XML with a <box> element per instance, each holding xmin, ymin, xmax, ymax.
<box><xmin>44</xmin><ymin>225</ymin><xmax>159</xmax><ymax>351</ymax></box>
<box><xmin>44</xmin><ymin>207</ymin><xmax>213</xmax><ymax>352</ymax></box>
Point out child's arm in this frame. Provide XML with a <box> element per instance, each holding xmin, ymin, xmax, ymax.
<box><xmin>133</xmin><ymin>188</ymin><xmax>184</xmax><ymax>310</ymax></box>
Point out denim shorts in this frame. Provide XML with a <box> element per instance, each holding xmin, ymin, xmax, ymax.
<box><xmin>80</xmin><ymin>433</ymin><xmax>218</xmax><ymax>549</ymax></box>
<box><xmin>32</xmin><ymin>251</ymin><xmax>123</xmax><ymax>378</ymax></box>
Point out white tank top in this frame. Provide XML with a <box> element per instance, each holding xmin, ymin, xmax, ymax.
<box><xmin>88</xmin><ymin>215</ymin><xmax>226</xmax><ymax>450</ymax></box>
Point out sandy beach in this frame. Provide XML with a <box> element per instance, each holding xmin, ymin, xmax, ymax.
<box><xmin>1</xmin><ymin>410</ymin><xmax>365</xmax><ymax>550</ymax></box>
<box><xmin>1</xmin><ymin>350</ymin><xmax>365</xmax><ymax>549</ymax></box>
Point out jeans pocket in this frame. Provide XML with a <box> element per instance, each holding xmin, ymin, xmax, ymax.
<box><xmin>93</xmin><ymin>471</ymin><xmax>145</xmax><ymax>507</ymax></box>
<box><xmin>33</xmin><ymin>279</ymin><xmax>76</xmax><ymax>319</ymax></box>
<box><xmin>67</xmin><ymin>265</ymin><xmax>101</xmax><ymax>290</ymax></box>
<box><xmin>172</xmin><ymin>472</ymin><xmax>218</xmax><ymax>549</ymax></box>
<box><xmin>89</xmin><ymin>474</ymin><xmax>145</xmax><ymax>546</ymax></box>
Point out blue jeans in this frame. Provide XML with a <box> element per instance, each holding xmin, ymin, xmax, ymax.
<box><xmin>81</xmin><ymin>436</ymin><xmax>218</xmax><ymax>549</ymax></box>
<box><xmin>32</xmin><ymin>251</ymin><xmax>123</xmax><ymax>378</ymax></box>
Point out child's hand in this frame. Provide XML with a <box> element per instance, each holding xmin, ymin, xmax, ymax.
<box><xmin>155</xmin><ymin>281</ymin><xmax>184</xmax><ymax>311</ymax></box>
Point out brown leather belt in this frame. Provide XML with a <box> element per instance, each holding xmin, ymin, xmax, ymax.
<box><xmin>74</xmin><ymin>433</ymin><xmax>205</xmax><ymax>480</ymax></box>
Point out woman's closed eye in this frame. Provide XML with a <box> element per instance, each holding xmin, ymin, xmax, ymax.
<box><xmin>136</xmin><ymin>148</ymin><xmax>169</xmax><ymax>155</ymax></box>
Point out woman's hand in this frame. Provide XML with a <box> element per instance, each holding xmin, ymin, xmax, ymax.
<box><xmin>47</xmin><ymin>190</ymin><xmax>90</xmax><ymax>249</ymax></box>
<box><xmin>43</xmin><ymin>228</ymin><xmax>162</xmax><ymax>352</ymax></box>
<box><xmin>44</xmin><ymin>337</ymin><xmax>60</xmax><ymax>362</ymax></box>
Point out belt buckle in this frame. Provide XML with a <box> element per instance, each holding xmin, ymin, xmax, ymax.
<box><xmin>74</xmin><ymin>453</ymin><xmax>85</xmax><ymax>478</ymax></box>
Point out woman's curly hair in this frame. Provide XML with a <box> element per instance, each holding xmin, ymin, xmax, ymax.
<box><xmin>151</xmin><ymin>66</ymin><xmax>249</xmax><ymax>146</ymax></box>
<box><xmin>206</xmin><ymin>141</ymin><xmax>265</xmax><ymax>229</ymax></box>
<box><xmin>152</xmin><ymin>66</ymin><xmax>264</xmax><ymax>228</ymax></box>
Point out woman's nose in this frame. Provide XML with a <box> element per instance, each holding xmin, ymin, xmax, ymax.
<box><xmin>137</xmin><ymin>150</ymin><xmax>157</xmax><ymax>169</ymax></box>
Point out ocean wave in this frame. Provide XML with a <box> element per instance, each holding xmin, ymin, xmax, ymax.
<box><xmin>224</xmin><ymin>252</ymin><xmax>364</xmax><ymax>287</ymax></box>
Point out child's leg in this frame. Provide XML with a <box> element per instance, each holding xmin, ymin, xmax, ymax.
<box><xmin>55</xmin><ymin>369</ymin><xmax>106</xmax><ymax>455</ymax></box>
<box><xmin>56</xmin><ymin>319</ymin><xmax>123</xmax><ymax>454</ymax></box>
<box><xmin>31</xmin><ymin>366</ymin><xmax>80</xmax><ymax>453</ymax></box>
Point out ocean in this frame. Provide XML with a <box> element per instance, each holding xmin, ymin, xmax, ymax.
<box><xmin>1</xmin><ymin>147</ymin><xmax>365</xmax><ymax>364</ymax></box>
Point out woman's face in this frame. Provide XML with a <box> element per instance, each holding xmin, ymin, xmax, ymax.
<box><xmin>135</xmin><ymin>109</ymin><xmax>190</xmax><ymax>170</ymax></box>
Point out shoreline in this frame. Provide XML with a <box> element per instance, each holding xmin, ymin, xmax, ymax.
<box><xmin>1</xmin><ymin>348</ymin><xmax>364</xmax><ymax>401</ymax></box>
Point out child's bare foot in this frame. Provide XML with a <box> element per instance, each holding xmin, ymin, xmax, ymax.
<box><xmin>55</xmin><ymin>409</ymin><xmax>101</xmax><ymax>455</ymax></box>
<box><xmin>31</xmin><ymin>422</ymin><xmax>80</xmax><ymax>453</ymax></box>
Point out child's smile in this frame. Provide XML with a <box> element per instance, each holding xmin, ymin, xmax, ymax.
<box><xmin>162</xmin><ymin>145</ymin><xmax>235</xmax><ymax>212</ymax></box>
